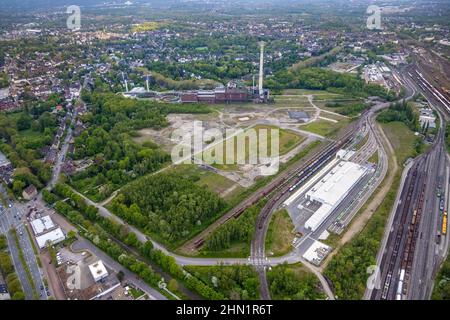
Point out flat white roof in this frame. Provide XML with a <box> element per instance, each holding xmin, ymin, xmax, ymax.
<box><xmin>305</xmin><ymin>203</ymin><xmax>333</xmax><ymax>231</ymax></box>
<box><xmin>304</xmin><ymin>161</ymin><xmax>367</xmax><ymax>231</ymax></box>
<box><xmin>36</xmin><ymin>228</ymin><xmax>65</xmax><ymax>249</ymax></box>
<box><xmin>302</xmin><ymin>240</ymin><xmax>331</xmax><ymax>266</ymax></box>
<box><xmin>306</xmin><ymin>161</ymin><xmax>367</xmax><ymax>206</ymax></box>
<box><xmin>284</xmin><ymin>157</ymin><xmax>341</xmax><ymax>207</ymax></box>
<box><xmin>31</xmin><ymin>216</ymin><xmax>55</xmax><ymax>235</ymax></box>
<box><xmin>89</xmin><ymin>260</ymin><xmax>109</xmax><ymax>282</ymax></box>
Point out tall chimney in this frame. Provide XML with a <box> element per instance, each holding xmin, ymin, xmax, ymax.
<box><xmin>258</xmin><ymin>41</ymin><xmax>265</xmax><ymax>99</ymax></box>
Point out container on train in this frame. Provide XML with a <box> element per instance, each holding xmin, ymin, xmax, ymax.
<box><xmin>443</xmin><ymin>213</ymin><xmax>447</xmax><ymax>236</ymax></box>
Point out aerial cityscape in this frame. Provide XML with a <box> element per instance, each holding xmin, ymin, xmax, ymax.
<box><xmin>0</xmin><ymin>0</ymin><xmax>450</xmax><ymax>306</ymax></box>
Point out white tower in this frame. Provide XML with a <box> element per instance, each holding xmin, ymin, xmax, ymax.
<box><xmin>146</xmin><ymin>74</ymin><xmax>150</xmax><ymax>92</ymax></box>
<box><xmin>258</xmin><ymin>41</ymin><xmax>265</xmax><ymax>99</ymax></box>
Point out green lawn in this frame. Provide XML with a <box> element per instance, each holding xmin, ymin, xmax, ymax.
<box><xmin>380</xmin><ymin>121</ymin><xmax>417</xmax><ymax>165</ymax></box>
<box><xmin>368</xmin><ymin>151</ymin><xmax>379</xmax><ymax>164</ymax></box>
<box><xmin>265</xmin><ymin>209</ymin><xmax>295</xmax><ymax>257</ymax></box>
<box><xmin>168</xmin><ymin>164</ymin><xmax>242</xmax><ymax>201</ymax></box>
<box><xmin>211</xmin><ymin>124</ymin><xmax>305</xmax><ymax>171</ymax></box>
<box><xmin>301</xmin><ymin>119</ymin><xmax>349</xmax><ymax>138</ymax></box>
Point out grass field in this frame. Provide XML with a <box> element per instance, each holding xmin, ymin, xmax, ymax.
<box><xmin>368</xmin><ymin>151</ymin><xmax>379</xmax><ymax>164</ymax></box>
<box><xmin>211</xmin><ymin>124</ymin><xmax>305</xmax><ymax>171</ymax></box>
<box><xmin>265</xmin><ymin>209</ymin><xmax>295</xmax><ymax>257</ymax></box>
<box><xmin>380</xmin><ymin>121</ymin><xmax>417</xmax><ymax>165</ymax></box>
<box><xmin>168</xmin><ymin>164</ymin><xmax>241</xmax><ymax>200</ymax></box>
<box><xmin>301</xmin><ymin>119</ymin><xmax>349</xmax><ymax>138</ymax></box>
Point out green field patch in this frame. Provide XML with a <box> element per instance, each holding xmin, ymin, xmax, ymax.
<box><xmin>267</xmin><ymin>263</ymin><xmax>326</xmax><ymax>300</ymax></box>
<box><xmin>265</xmin><ymin>209</ymin><xmax>295</xmax><ymax>257</ymax></box>
<box><xmin>301</xmin><ymin>119</ymin><xmax>349</xmax><ymax>138</ymax></box>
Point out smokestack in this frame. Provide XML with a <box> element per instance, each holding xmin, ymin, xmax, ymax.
<box><xmin>258</xmin><ymin>41</ymin><xmax>265</xmax><ymax>99</ymax></box>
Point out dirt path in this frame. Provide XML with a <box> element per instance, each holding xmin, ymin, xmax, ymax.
<box><xmin>320</xmin><ymin>122</ymin><xmax>398</xmax><ymax>271</ymax></box>
<box><xmin>40</xmin><ymin>251</ymin><xmax>67</xmax><ymax>300</ymax></box>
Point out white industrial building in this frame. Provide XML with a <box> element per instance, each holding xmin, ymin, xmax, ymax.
<box><xmin>89</xmin><ymin>260</ymin><xmax>109</xmax><ymax>282</ymax></box>
<box><xmin>302</xmin><ymin>240</ymin><xmax>332</xmax><ymax>266</ymax></box>
<box><xmin>30</xmin><ymin>216</ymin><xmax>56</xmax><ymax>235</ymax></box>
<box><xmin>36</xmin><ymin>227</ymin><xmax>66</xmax><ymax>249</ymax></box>
<box><xmin>304</xmin><ymin>161</ymin><xmax>368</xmax><ymax>232</ymax></box>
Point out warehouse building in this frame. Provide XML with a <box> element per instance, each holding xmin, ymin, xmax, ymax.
<box><xmin>304</xmin><ymin>161</ymin><xmax>368</xmax><ymax>232</ymax></box>
<box><xmin>31</xmin><ymin>215</ymin><xmax>56</xmax><ymax>235</ymax></box>
<box><xmin>36</xmin><ymin>227</ymin><xmax>66</xmax><ymax>249</ymax></box>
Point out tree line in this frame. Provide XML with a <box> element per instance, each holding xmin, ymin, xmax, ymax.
<box><xmin>377</xmin><ymin>100</ymin><xmax>420</xmax><ymax>131</ymax></box>
<box><xmin>267</xmin><ymin>263</ymin><xmax>326</xmax><ymax>300</ymax></box>
<box><xmin>69</xmin><ymin>92</ymin><xmax>210</xmax><ymax>202</ymax></box>
<box><xmin>0</xmin><ymin>234</ymin><xmax>25</xmax><ymax>300</ymax></box>
<box><xmin>48</xmin><ymin>184</ymin><xmax>227</xmax><ymax>300</ymax></box>
<box><xmin>0</xmin><ymin>94</ymin><xmax>63</xmax><ymax>196</ymax></box>
<box><xmin>265</xmin><ymin>67</ymin><xmax>396</xmax><ymax>100</ymax></box>
<box><xmin>203</xmin><ymin>202</ymin><xmax>262</xmax><ymax>253</ymax></box>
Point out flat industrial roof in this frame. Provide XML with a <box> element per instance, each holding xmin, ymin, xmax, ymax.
<box><xmin>306</xmin><ymin>161</ymin><xmax>367</xmax><ymax>207</ymax></box>
<box><xmin>31</xmin><ymin>216</ymin><xmax>55</xmax><ymax>235</ymax></box>
<box><xmin>302</xmin><ymin>240</ymin><xmax>331</xmax><ymax>266</ymax></box>
<box><xmin>36</xmin><ymin>227</ymin><xmax>65</xmax><ymax>249</ymax></box>
<box><xmin>89</xmin><ymin>260</ymin><xmax>109</xmax><ymax>282</ymax></box>
<box><xmin>305</xmin><ymin>161</ymin><xmax>367</xmax><ymax>231</ymax></box>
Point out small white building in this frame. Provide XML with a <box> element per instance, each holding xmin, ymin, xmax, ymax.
<box><xmin>31</xmin><ymin>216</ymin><xmax>56</xmax><ymax>235</ymax></box>
<box><xmin>419</xmin><ymin>108</ymin><xmax>436</xmax><ymax>129</ymax></box>
<box><xmin>36</xmin><ymin>228</ymin><xmax>66</xmax><ymax>249</ymax></box>
<box><xmin>302</xmin><ymin>240</ymin><xmax>332</xmax><ymax>266</ymax></box>
<box><xmin>89</xmin><ymin>260</ymin><xmax>109</xmax><ymax>282</ymax></box>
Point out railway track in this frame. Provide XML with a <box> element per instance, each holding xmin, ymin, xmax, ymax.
<box><xmin>185</xmin><ymin>117</ymin><xmax>364</xmax><ymax>252</ymax></box>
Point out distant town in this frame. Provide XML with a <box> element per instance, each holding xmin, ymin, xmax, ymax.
<box><xmin>0</xmin><ymin>0</ymin><xmax>450</xmax><ymax>305</ymax></box>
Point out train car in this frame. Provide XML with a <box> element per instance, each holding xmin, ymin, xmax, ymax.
<box><xmin>411</xmin><ymin>210</ymin><xmax>417</xmax><ymax>225</ymax></box>
<box><xmin>443</xmin><ymin>212</ymin><xmax>448</xmax><ymax>236</ymax></box>
<box><xmin>396</xmin><ymin>269</ymin><xmax>406</xmax><ymax>300</ymax></box>
<box><xmin>194</xmin><ymin>239</ymin><xmax>205</xmax><ymax>249</ymax></box>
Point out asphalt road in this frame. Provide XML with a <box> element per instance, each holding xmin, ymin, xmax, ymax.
<box><xmin>0</xmin><ymin>186</ymin><xmax>47</xmax><ymax>300</ymax></box>
<box><xmin>71</xmin><ymin>238</ymin><xmax>167</xmax><ymax>300</ymax></box>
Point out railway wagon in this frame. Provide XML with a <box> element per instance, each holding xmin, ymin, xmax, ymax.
<box><xmin>443</xmin><ymin>212</ymin><xmax>448</xmax><ymax>235</ymax></box>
